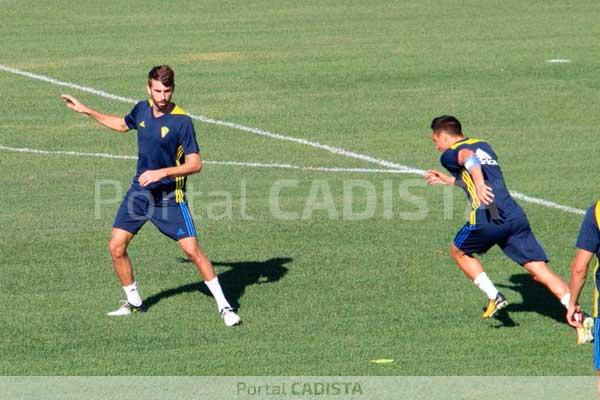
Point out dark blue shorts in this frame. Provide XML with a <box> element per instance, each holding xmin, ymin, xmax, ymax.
<box><xmin>113</xmin><ymin>186</ymin><xmax>197</xmax><ymax>241</ymax></box>
<box><xmin>453</xmin><ymin>216</ymin><xmax>548</xmax><ymax>265</ymax></box>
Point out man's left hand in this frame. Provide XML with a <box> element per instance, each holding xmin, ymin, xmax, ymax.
<box><xmin>475</xmin><ymin>183</ymin><xmax>495</xmax><ymax>205</ymax></box>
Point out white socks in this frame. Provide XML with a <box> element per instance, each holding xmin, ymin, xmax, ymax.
<box><xmin>205</xmin><ymin>277</ymin><xmax>232</xmax><ymax>311</ymax></box>
<box><xmin>123</xmin><ymin>281</ymin><xmax>143</xmax><ymax>307</ymax></box>
<box><xmin>473</xmin><ymin>274</ymin><xmax>572</xmax><ymax>308</ymax></box>
<box><xmin>122</xmin><ymin>278</ymin><xmax>232</xmax><ymax>311</ymax></box>
<box><xmin>473</xmin><ymin>272</ymin><xmax>499</xmax><ymax>300</ymax></box>
<box><xmin>560</xmin><ymin>293</ymin><xmax>571</xmax><ymax>309</ymax></box>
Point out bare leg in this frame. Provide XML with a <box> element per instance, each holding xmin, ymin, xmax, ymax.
<box><xmin>178</xmin><ymin>237</ymin><xmax>237</xmax><ymax>320</ymax></box>
<box><xmin>178</xmin><ymin>237</ymin><xmax>216</xmax><ymax>281</ymax></box>
<box><xmin>522</xmin><ymin>260</ymin><xmax>569</xmax><ymax>300</ymax></box>
<box><xmin>108</xmin><ymin>228</ymin><xmax>135</xmax><ymax>286</ymax></box>
<box><xmin>450</xmin><ymin>244</ymin><xmax>484</xmax><ymax>281</ymax></box>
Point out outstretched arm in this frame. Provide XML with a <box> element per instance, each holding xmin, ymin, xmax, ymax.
<box><xmin>138</xmin><ymin>153</ymin><xmax>202</xmax><ymax>187</ymax></box>
<box><xmin>457</xmin><ymin>148</ymin><xmax>494</xmax><ymax>205</ymax></box>
<box><xmin>424</xmin><ymin>170</ymin><xmax>455</xmax><ymax>186</ymax></box>
<box><xmin>61</xmin><ymin>95</ymin><xmax>129</xmax><ymax>132</ymax></box>
<box><xmin>566</xmin><ymin>249</ymin><xmax>593</xmax><ymax>327</ymax></box>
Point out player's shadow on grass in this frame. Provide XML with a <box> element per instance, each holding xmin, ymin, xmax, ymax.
<box><xmin>491</xmin><ymin>309</ymin><xmax>519</xmax><ymax>329</ymax></box>
<box><xmin>496</xmin><ymin>273</ymin><xmax>567</xmax><ymax>325</ymax></box>
<box><xmin>143</xmin><ymin>257</ymin><xmax>291</xmax><ymax>310</ymax></box>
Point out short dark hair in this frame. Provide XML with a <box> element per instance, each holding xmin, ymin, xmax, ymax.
<box><xmin>431</xmin><ymin>115</ymin><xmax>462</xmax><ymax>135</ymax></box>
<box><xmin>148</xmin><ymin>65</ymin><xmax>175</xmax><ymax>88</ymax></box>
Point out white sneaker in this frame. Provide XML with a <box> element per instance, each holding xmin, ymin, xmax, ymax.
<box><xmin>107</xmin><ymin>301</ymin><xmax>145</xmax><ymax>316</ymax></box>
<box><xmin>220</xmin><ymin>307</ymin><xmax>241</xmax><ymax>326</ymax></box>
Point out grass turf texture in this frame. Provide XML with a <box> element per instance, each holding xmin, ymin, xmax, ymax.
<box><xmin>1</xmin><ymin>0</ymin><xmax>600</xmax><ymax>375</ymax></box>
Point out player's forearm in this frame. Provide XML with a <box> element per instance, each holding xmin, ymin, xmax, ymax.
<box><xmin>568</xmin><ymin>261</ymin><xmax>588</xmax><ymax>306</ymax></box>
<box><xmin>469</xmin><ymin>166</ymin><xmax>486</xmax><ymax>187</ymax></box>
<box><xmin>85</xmin><ymin>108</ymin><xmax>129</xmax><ymax>132</ymax></box>
<box><xmin>568</xmin><ymin>277</ymin><xmax>586</xmax><ymax>307</ymax></box>
<box><xmin>161</xmin><ymin>161</ymin><xmax>202</xmax><ymax>179</ymax></box>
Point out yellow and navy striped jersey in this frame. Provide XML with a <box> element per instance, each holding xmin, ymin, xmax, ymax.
<box><xmin>440</xmin><ymin>137</ymin><xmax>526</xmax><ymax>224</ymax></box>
<box><xmin>575</xmin><ymin>201</ymin><xmax>600</xmax><ymax>317</ymax></box>
<box><xmin>124</xmin><ymin>100</ymin><xmax>200</xmax><ymax>203</ymax></box>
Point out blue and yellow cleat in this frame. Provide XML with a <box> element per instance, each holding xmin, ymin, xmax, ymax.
<box><xmin>482</xmin><ymin>292</ymin><xmax>508</xmax><ymax>318</ymax></box>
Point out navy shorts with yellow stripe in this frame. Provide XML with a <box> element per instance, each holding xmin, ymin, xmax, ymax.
<box><xmin>113</xmin><ymin>185</ymin><xmax>196</xmax><ymax>241</ymax></box>
<box><xmin>454</xmin><ymin>216</ymin><xmax>548</xmax><ymax>265</ymax></box>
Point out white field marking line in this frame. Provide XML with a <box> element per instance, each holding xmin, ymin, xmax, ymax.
<box><xmin>0</xmin><ymin>64</ymin><xmax>586</xmax><ymax>216</ymax></box>
<box><xmin>546</xmin><ymin>59</ymin><xmax>572</xmax><ymax>64</ymax></box>
<box><xmin>0</xmin><ymin>64</ymin><xmax>421</xmax><ymax>175</ymax></box>
<box><xmin>0</xmin><ymin>144</ymin><xmax>586</xmax><ymax>215</ymax></box>
<box><xmin>509</xmin><ymin>192</ymin><xmax>584</xmax><ymax>215</ymax></box>
<box><xmin>0</xmin><ymin>144</ymin><xmax>413</xmax><ymax>175</ymax></box>
<box><xmin>204</xmin><ymin>160</ymin><xmax>412</xmax><ymax>174</ymax></box>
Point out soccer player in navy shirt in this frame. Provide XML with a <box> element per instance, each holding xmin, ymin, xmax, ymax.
<box><xmin>567</xmin><ymin>202</ymin><xmax>600</xmax><ymax>368</ymax></box>
<box><xmin>61</xmin><ymin>65</ymin><xmax>241</xmax><ymax>326</ymax></box>
<box><xmin>425</xmin><ymin>115</ymin><xmax>591</xmax><ymax>341</ymax></box>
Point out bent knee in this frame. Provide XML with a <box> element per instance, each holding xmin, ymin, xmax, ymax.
<box><xmin>179</xmin><ymin>245</ymin><xmax>199</xmax><ymax>261</ymax></box>
<box><xmin>108</xmin><ymin>240</ymin><xmax>127</xmax><ymax>258</ymax></box>
<box><xmin>527</xmin><ymin>269</ymin><xmax>541</xmax><ymax>282</ymax></box>
<box><xmin>523</xmin><ymin>261</ymin><xmax>552</xmax><ymax>282</ymax></box>
<box><xmin>449</xmin><ymin>244</ymin><xmax>464</xmax><ymax>260</ymax></box>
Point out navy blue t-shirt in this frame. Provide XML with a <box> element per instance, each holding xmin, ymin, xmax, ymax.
<box><xmin>576</xmin><ymin>203</ymin><xmax>600</xmax><ymax>257</ymax></box>
<box><xmin>440</xmin><ymin>138</ymin><xmax>525</xmax><ymax>223</ymax></box>
<box><xmin>575</xmin><ymin>202</ymin><xmax>600</xmax><ymax>317</ymax></box>
<box><xmin>124</xmin><ymin>100</ymin><xmax>199</xmax><ymax>202</ymax></box>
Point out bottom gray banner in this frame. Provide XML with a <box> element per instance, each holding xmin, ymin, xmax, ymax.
<box><xmin>0</xmin><ymin>376</ymin><xmax>598</xmax><ymax>400</ymax></box>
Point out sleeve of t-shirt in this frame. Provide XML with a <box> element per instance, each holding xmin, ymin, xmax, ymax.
<box><xmin>124</xmin><ymin>102</ymin><xmax>143</xmax><ymax>130</ymax></box>
<box><xmin>453</xmin><ymin>175</ymin><xmax>465</xmax><ymax>189</ymax></box>
<box><xmin>440</xmin><ymin>148</ymin><xmax>461</xmax><ymax>172</ymax></box>
<box><xmin>180</xmin><ymin>118</ymin><xmax>200</xmax><ymax>154</ymax></box>
<box><xmin>576</xmin><ymin>205</ymin><xmax>600</xmax><ymax>253</ymax></box>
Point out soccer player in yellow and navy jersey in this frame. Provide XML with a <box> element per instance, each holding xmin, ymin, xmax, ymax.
<box><xmin>61</xmin><ymin>65</ymin><xmax>241</xmax><ymax>326</ymax></box>
<box><xmin>567</xmin><ymin>202</ymin><xmax>600</xmax><ymax>371</ymax></box>
<box><xmin>425</xmin><ymin>115</ymin><xmax>591</xmax><ymax>342</ymax></box>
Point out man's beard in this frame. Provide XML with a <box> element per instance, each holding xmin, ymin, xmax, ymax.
<box><xmin>155</xmin><ymin>100</ymin><xmax>171</xmax><ymax>110</ymax></box>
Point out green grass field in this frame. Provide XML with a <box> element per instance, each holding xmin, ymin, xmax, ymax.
<box><xmin>2</xmin><ymin>0</ymin><xmax>600</xmax><ymax>376</ymax></box>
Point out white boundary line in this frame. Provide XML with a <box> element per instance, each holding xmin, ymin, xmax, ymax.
<box><xmin>0</xmin><ymin>144</ymin><xmax>413</xmax><ymax>175</ymax></box>
<box><xmin>546</xmin><ymin>59</ymin><xmax>572</xmax><ymax>64</ymax></box>
<box><xmin>0</xmin><ymin>64</ymin><xmax>586</xmax><ymax>215</ymax></box>
<box><xmin>509</xmin><ymin>192</ymin><xmax>583</xmax><ymax>215</ymax></box>
<box><xmin>0</xmin><ymin>64</ymin><xmax>422</xmax><ymax>175</ymax></box>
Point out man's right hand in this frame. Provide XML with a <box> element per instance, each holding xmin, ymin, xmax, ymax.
<box><xmin>566</xmin><ymin>304</ymin><xmax>582</xmax><ymax>328</ymax></box>
<box><xmin>61</xmin><ymin>95</ymin><xmax>89</xmax><ymax>114</ymax></box>
<box><xmin>424</xmin><ymin>170</ymin><xmax>455</xmax><ymax>186</ymax></box>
